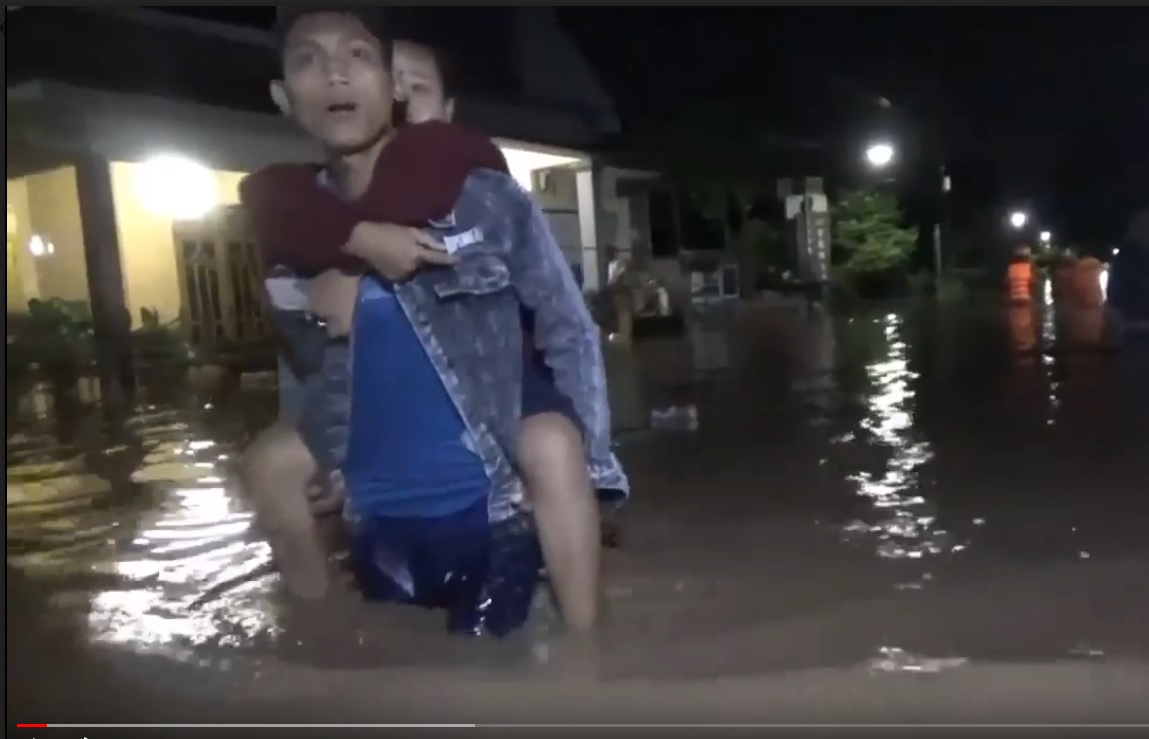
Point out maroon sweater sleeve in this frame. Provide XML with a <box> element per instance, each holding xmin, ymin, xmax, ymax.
<box><xmin>239</xmin><ymin>165</ymin><xmax>361</xmax><ymax>274</ymax></box>
<box><xmin>238</xmin><ymin>122</ymin><xmax>510</xmax><ymax>275</ymax></box>
<box><xmin>352</xmin><ymin>122</ymin><xmax>510</xmax><ymax>224</ymax></box>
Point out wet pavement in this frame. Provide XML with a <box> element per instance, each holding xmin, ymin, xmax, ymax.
<box><xmin>7</xmin><ymin>301</ymin><xmax>1149</xmax><ymax>723</ymax></box>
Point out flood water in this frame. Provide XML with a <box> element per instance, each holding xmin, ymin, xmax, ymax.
<box><xmin>7</xmin><ymin>302</ymin><xmax>1149</xmax><ymax>724</ymax></box>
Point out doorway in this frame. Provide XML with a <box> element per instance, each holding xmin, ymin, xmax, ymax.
<box><xmin>172</xmin><ymin>205</ymin><xmax>270</xmax><ymax>355</ymax></box>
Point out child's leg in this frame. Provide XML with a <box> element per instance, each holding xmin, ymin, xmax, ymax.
<box><xmin>241</xmin><ymin>422</ymin><xmax>329</xmax><ymax>599</ymax></box>
<box><xmin>517</xmin><ymin>412</ymin><xmax>601</xmax><ymax>632</ymax></box>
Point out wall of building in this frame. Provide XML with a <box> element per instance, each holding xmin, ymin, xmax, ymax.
<box><xmin>599</xmin><ymin>167</ymin><xmax>691</xmax><ymax>311</ymax></box>
<box><xmin>5</xmin><ymin>168</ymin><xmax>90</xmax><ymax>312</ymax></box>
<box><xmin>597</xmin><ymin>169</ymin><xmax>633</xmax><ymax>262</ymax></box>
<box><xmin>7</xmin><ymin>83</ymin><xmax>657</xmax><ymax>326</ymax></box>
<box><xmin>109</xmin><ymin>161</ymin><xmax>247</xmax><ymax>326</ymax></box>
<box><xmin>8</xmin><ymin>198</ymin><xmax>32</xmax><ymax>312</ymax></box>
<box><xmin>529</xmin><ymin>164</ymin><xmax>659</xmax><ymax>292</ymax></box>
<box><xmin>531</xmin><ymin>165</ymin><xmax>582</xmax><ymax>269</ymax></box>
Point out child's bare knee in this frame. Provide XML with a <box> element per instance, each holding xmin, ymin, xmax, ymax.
<box><xmin>518</xmin><ymin>414</ymin><xmax>589</xmax><ymax>506</ymax></box>
<box><xmin>520</xmin><ymin>413</ymin><xmax>583</xmax><ymax>465</ymax></box>
<box><xmin>243</xmin><ymin>424</ymin><xmax>314</xmax><ymax>487</ymax></box>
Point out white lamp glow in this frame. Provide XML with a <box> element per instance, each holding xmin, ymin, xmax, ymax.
<box><xmin>28</xmin><ymin>234</ymin><xmax>54</xmax><ymax>257</ymax></box>
<box><xmin>1009</xmin><ymin>211</ymin><xmax>1028</xmax><ymax>229</ymax></box>
<box><xmin>135</xmin><ymin>154</ymin><xmax>218</xmax><ymax>220</ymax></box>
<box><xmin>1039</xmin><ymin>230</ymin><xmax>1051</xmax><ymax>244</ymax></box>
<box><xmin>865</xmin><ymin>142</ymin><xmax>895</xmax><ymax>169</ymax></box>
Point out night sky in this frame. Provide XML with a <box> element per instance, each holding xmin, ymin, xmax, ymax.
<box><xmin>157</xmin><ymin>7</ymin><xmax>1148</xmax><ymax>248</ymax></box>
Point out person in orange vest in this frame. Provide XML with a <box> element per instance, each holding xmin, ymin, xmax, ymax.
<box><xmin>1006</xmin><ymin>246</ymin><xmax>1035</xmax><ymax>304</ymax></box>
<box><xmin>1005</xmin><ymin>247</ymin><xmax>1038</xmax><ymax>353</ymax></box>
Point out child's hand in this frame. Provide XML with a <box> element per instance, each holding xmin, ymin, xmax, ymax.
<box><xmin>307</xmin><ymin>471</ymin><xmax>346</xmax><ymax>516</ymax></box>
<box><xmin>306</xmin><ymin>269</ymin><xmax>360</xmax><ymax>337</ymax></box>
<box><xmin>344</xmin><ymin>222</ymin><xmax>455</xmax><ymax>282</ymax></box>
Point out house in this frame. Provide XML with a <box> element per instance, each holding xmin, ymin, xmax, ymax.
<box><xmin>6</xmin><ymin>7</ymin><xmax>671</xmax><ymax>355</ymax></box>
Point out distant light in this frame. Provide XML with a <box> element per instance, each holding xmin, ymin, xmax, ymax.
<box><xmin>1009</xmin><ymin>211</ymin><xmax>1028</xmax><ymax>229</ymax></box>
<box><xmin>134</xmin><ymin>154</ymin><xmax>218</xmax><ymax>220</ymax></box>
<box><xmin>28</xmin><ymin>234</ymin><xmax>54</xmax><ymax>258</ymax></box>
<box><xmin>1039</xmin><ymin>230</ymin><xmax>1052</xmax><ymax>244</ymax></box>
<box><xmin>865</xmin><ymin>142</ymin><xmax>895</xmax><ymax>169</ymax></box>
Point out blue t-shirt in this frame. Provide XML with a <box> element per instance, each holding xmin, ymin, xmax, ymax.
<box><xmin>342</xmin><ymin>275</ymin><xmax>490</xmax><ymax>518</ymax></box>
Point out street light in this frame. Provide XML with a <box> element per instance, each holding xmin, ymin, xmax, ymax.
<box><xmin>1039</xmin><ymin>230</ymin><xmax>1052</xmax><ymax>245</ymax></box>
<box><xmin>865</xmin><ymin>142</ymin><xmax>895</xmax><ymax>169</ymax></box>
<box><xmin>860</xmin><ymin>140</ymin><xmax>951</xmax><ymax>285</ymax></box>
<box><xmin>1009</xmin><ymin>211</ymin><xmax>1028</xmax><ymax>229</ymax></box>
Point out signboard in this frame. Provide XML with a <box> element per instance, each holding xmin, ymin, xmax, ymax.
<box><xmin>787</xmin><ymin>193</ymin><xmax>831</xmax><ymax>284</ymax></box>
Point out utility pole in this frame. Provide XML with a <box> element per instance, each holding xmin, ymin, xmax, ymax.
<box><xmin>934</xmin><ymin>165</ymin><xmax>950</xmax><ymax>285</ymax></box>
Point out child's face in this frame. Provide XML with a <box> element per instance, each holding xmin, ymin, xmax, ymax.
<box><xmin>393</xmin><ymin>41</ymin><xmax>453</xmax><ymax>124</ymax></box>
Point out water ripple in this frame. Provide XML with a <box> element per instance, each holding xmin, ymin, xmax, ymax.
<box><xmin>835</xmin><ymin>314</ymin><xmax>966</xmax><ymax>583</ymax></box>
<box><xmin>7</xmin><ymin>303</ymin><xmax>1149</xmax><ymax>704</ymax></box>
<box><xmin>7</xmin><ymin>407</ymin><xmax>281</xmax><ymax>662</ymax></box>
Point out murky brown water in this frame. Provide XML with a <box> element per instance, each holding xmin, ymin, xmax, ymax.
<box><xmin>7</xmin><ymin>302</ymin><xmax>1149</xmax><ymax>723</ymax></box>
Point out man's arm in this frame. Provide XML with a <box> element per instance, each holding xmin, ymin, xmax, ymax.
<box><xmin>504</xmin><ymin>185</ymin><xmax>613</xmax><ymax>465</ymax></box>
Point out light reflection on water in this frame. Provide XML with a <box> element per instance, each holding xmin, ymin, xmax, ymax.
<box><xmin>6</xmin><ymin>303</ymin><xmax>1149</xmax><ymax>689</ymax></box>
<box><xmin>836</xmin><ymin>314</ymin><xmax>966</xmax><ymax>583</ymax></box>
<box><xmin>7</xmin><ymin>408</ymin><xmax>281</xmax><ymax>661</ymax></box>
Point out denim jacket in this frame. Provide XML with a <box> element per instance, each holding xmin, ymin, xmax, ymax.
<box><xmin>268</xmin><ymin>169</ymin><xmax>629</xmax><ymax>524</ymax></box>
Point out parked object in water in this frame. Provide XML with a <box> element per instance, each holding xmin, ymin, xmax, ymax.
<box><xmin>650</xmin><ymin>405</ymin><xmax>699</xmax><ymax>432</ymax></box>
<box><xmin>1051</xmin><ymin>257</ymin><xmax>1076</xmax><ymax>306</ymax></box>
<box><xmin>1049</xmin><ymin>256</ymin><xmax>1107</xmax><ymax>349</ymax></box>
<box><xmin>1072</xmin><ymin>257</ymin><xmax>1105</xmax><ymax>309</ymax></box>
<box><xmin>604</xmin><ymin>339</ymin><xmax>647</xmax><ymax>433</ymax></box>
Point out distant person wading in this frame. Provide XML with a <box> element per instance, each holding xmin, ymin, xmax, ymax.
<box><xmin>1006</xmin><ymin>247</ymin><xmax>1038</xmax><ymax>354</ymax></box>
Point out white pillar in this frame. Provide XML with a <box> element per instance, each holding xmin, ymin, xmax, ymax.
<box><xmin>575</xmin><ymin>167</ymin><xmax>602</xmax><ymax>292</ymax></box>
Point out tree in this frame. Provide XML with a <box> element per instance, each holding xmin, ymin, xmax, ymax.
<box><xmin>652</xmin><ymin>99</ymin><xmax>810</xmax><ymax>292</ymax></box>
<box><xmin>833</xmin><ymin>190</ymin><xmax>918</xmax><ymax>277</ymax></box>
<box><xmin>739</xmin><ymin>217</ymin><xmax>788</xmax><ymax>273</ymax></box>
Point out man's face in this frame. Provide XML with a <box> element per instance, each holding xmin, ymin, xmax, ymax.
<box><xmin>393</xmin><ymin>41</ymin><xmax>453</xmax><ymax>124</ymax></box>
<box><xmin>273</xmin><ymin>12</ymin><xmax>393</xmax><ymax>152</ymax></box>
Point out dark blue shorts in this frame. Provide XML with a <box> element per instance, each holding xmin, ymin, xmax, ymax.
<box><xmin>520</xmin><ymin>307</ymin><xmax>582</xmax><ymax>431</ymax></box>
<box><xmin>522</xmin><ymin>352</ymin><xmax>626</xmax><ymax>506</ymax></box>
<box><xmin>348</xmin><ymin>499</ymin><xmax>543</xmax><ymax>637</ymax></box>
<box><xmin>521</xmin><ymin>350</ymin><xmax>582</xmax><ymax>432</ymax></box>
